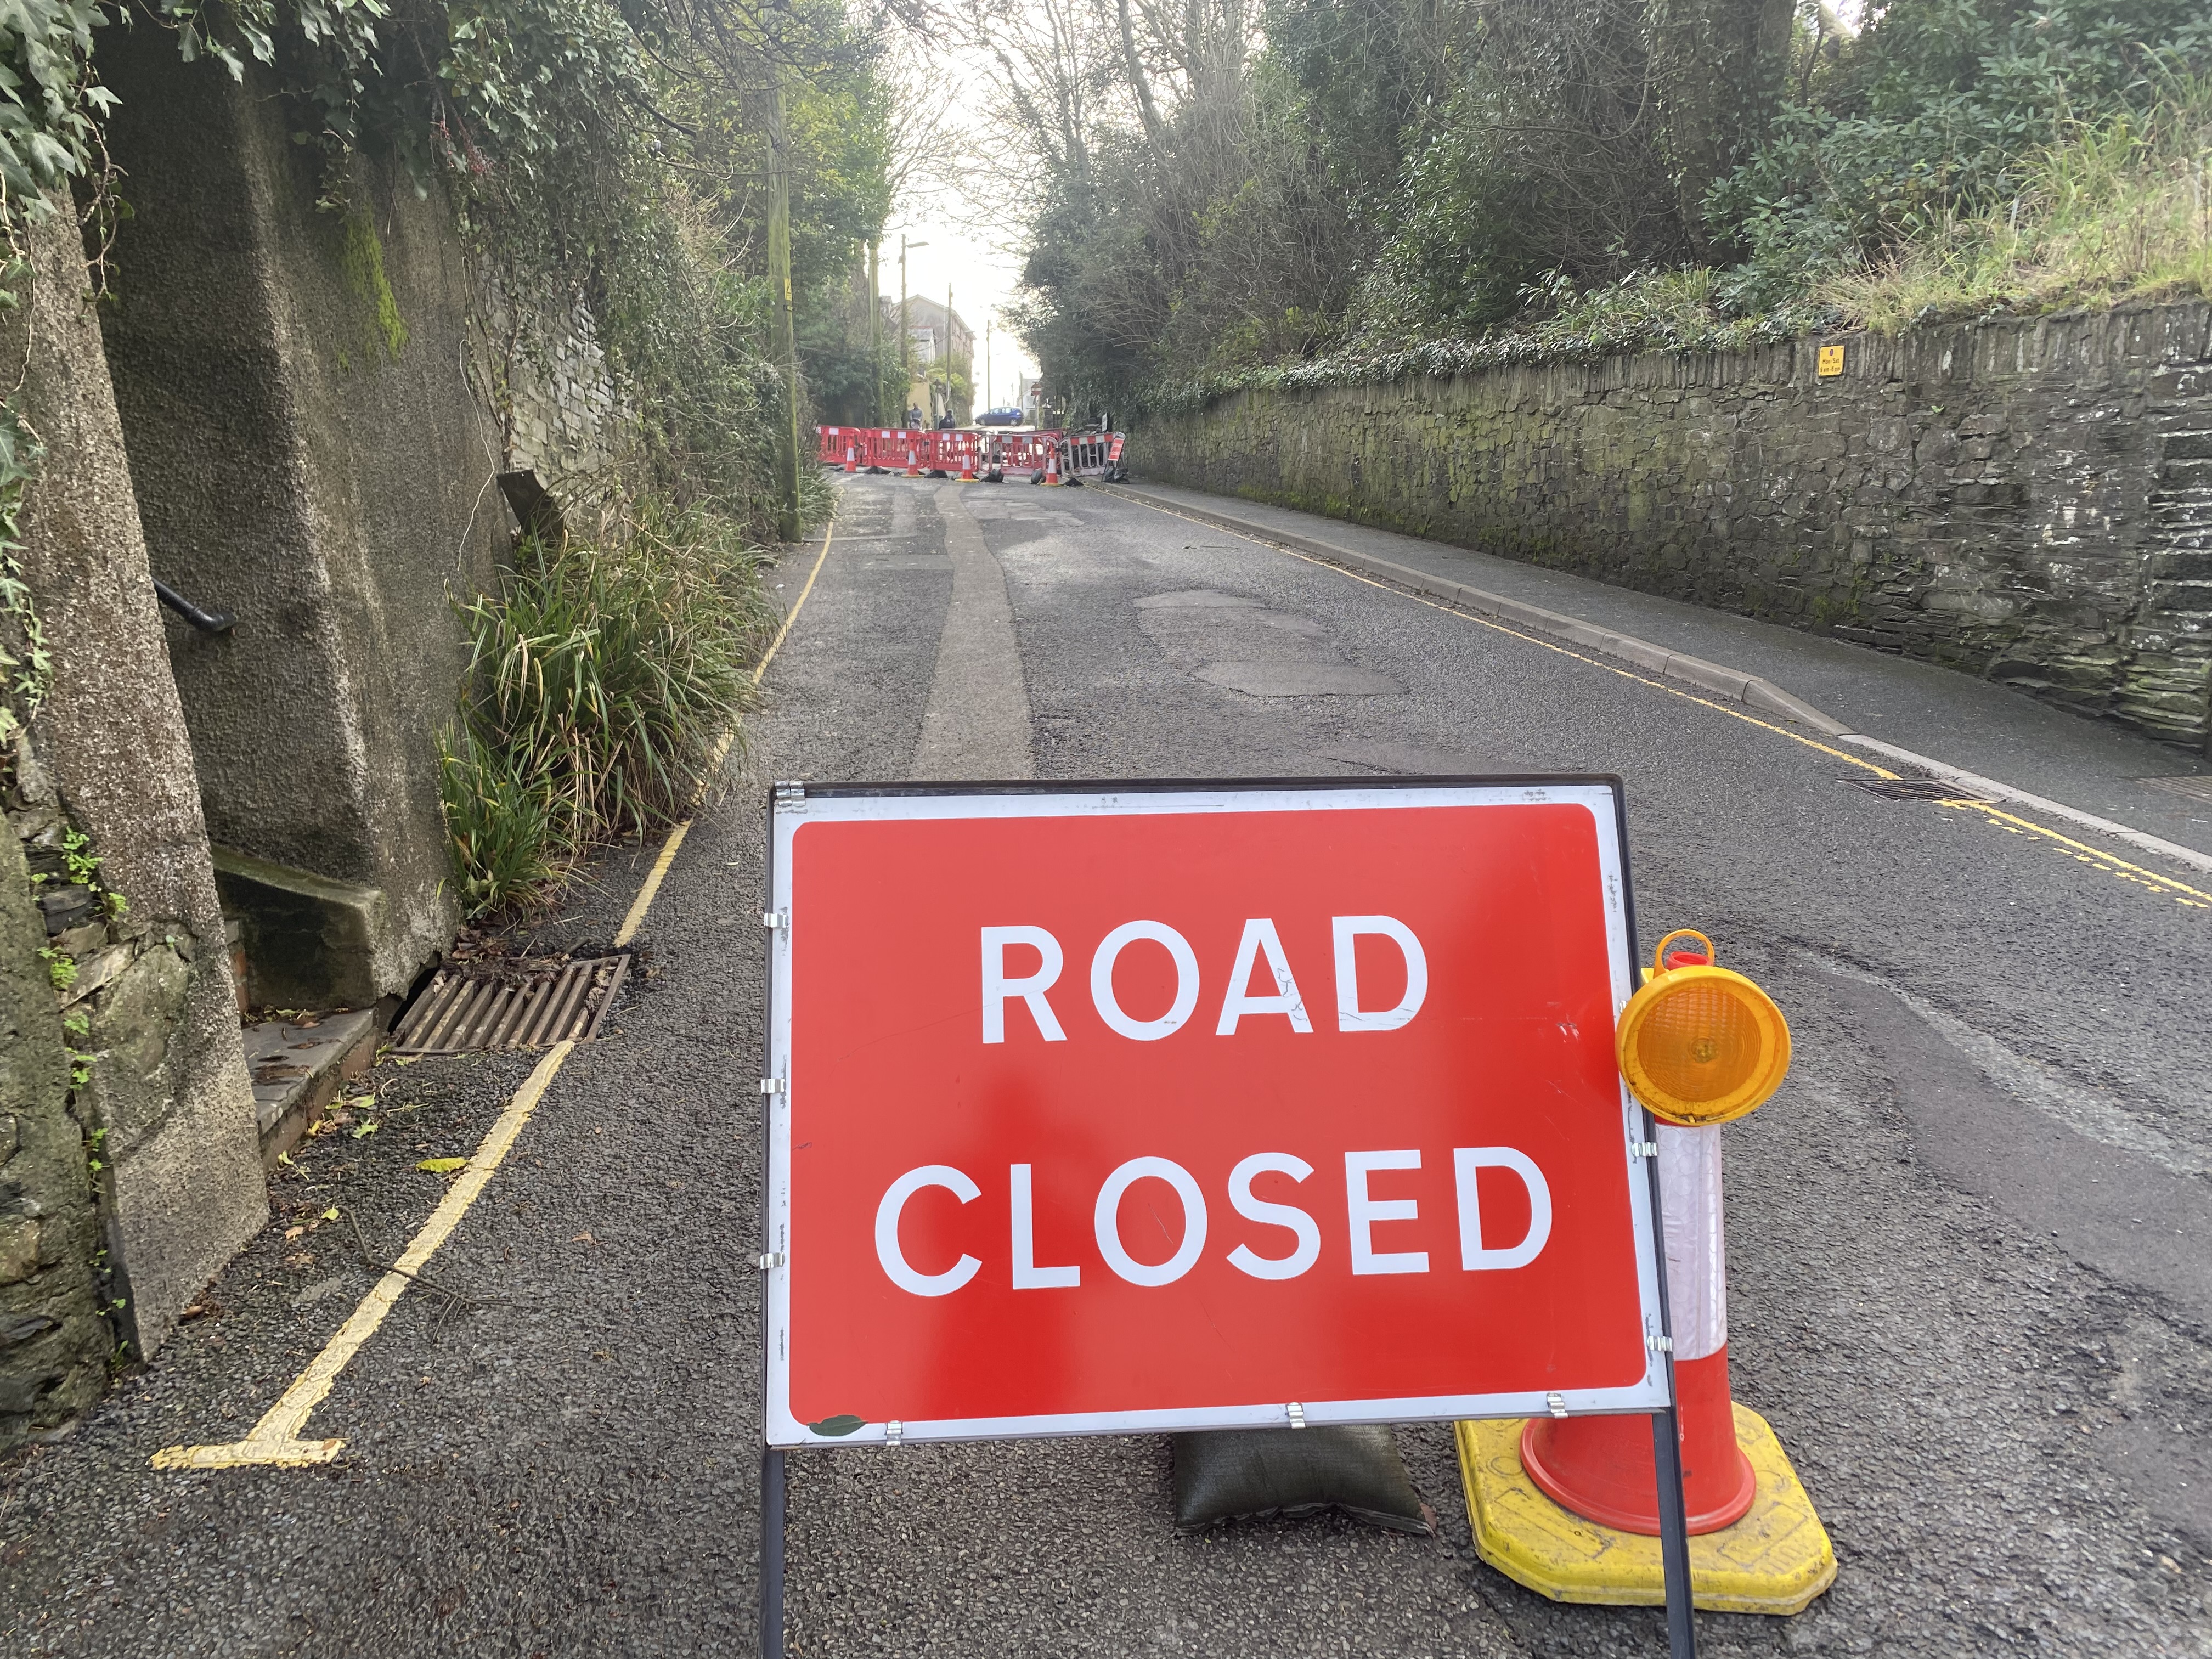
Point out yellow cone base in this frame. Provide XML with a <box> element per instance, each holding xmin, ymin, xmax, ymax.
<box><xmin>1457</xmin><ymin>1403</ymin><xmax>1836</xmax><ymax>1615</ymax></box>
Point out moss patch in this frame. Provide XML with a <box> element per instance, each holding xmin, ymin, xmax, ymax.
<box><xmin>338</xmin><ymin>213</ymin><xmax>408</xmax><ymax>363</ymax></box>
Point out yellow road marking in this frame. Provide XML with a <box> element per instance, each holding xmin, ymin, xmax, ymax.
<box><xmin>1944</xmin><ymin>800</ymin><xmax>2212</xmax><ymax>906</ymax></box>
<box><xmin>1098</xmin><ymin>491</ymin><xmax>1899</xmax><ymax>774</ymax></box>
<box><xmin>151</xmin><ymin>1043</ymin><xmax>572</xmax><ymax>1470</ymax></box>
<box><xmin>1101</xmin><ymin>490</ymin><xmax>2212</xmax><ymax>907</ymax></box>
<box><xmin>613</xmin><ymin>822</ymin><xmax>690</xmax><ymax>950</ymax></box>
<box><xmin>754</xmin><ymin>523</ymin><xmax>837</xmax><ymax>687</ymax></box>
<box><xmin>154</xmin><ymin>519</ymin><xmax>838</xmax><ymax>1472</ymax></box>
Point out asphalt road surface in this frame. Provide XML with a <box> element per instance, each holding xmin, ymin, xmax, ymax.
<box><xmin>4</xmin><ymin>472</ymin><xmax>2210</xmax><ymax>1657</ymax></box>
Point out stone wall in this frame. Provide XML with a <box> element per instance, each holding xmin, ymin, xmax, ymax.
<box><xmin>475</xmin><ymin>287</ymin><xmax>626</xmax><ymax>508</ymax></box>
<box><xmin>0</xmin><ymin>194</ymin><xmax>268</xmax><ymax>1446</ymax></box>
<box><xmin>1139</xmin><ymin>303</ymin><xmax>2212</xmax><ymax>750</ymax></box>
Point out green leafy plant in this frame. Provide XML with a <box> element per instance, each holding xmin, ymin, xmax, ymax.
<box><xmin>40</xmin><ymin>944</ymin><xmax>75</xmax><ymax>992</ymax></box>
<box><xmin>438</xmin><ymin>721</ymin><xmax>556</xmax><ymax>917</ymax></box>
<box><xmin>439</xmin><ymin>502</ymin><xmax>778</xmax><ymax>918</ymax></box>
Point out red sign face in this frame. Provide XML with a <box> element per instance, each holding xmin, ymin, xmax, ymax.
<box><xmin>763</xmin><ymin>781</ymin><xmax>1667</xmax><ymax>1446</ymax></box>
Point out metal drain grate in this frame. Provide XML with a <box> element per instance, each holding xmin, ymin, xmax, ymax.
<box><xmin>2141</xmin><ymin>775</ymin><xmax>2212</xmax><ymax>806</ymax></box>
<box><xmin>1846</xmin><ymin>776</ymin><xmax>1992</xmax><ymax>803</ymax></box>
<box><xmin>391</xmin><ymin>952</ymin><xmax>631</xmax><ymax>1056</ymax></box>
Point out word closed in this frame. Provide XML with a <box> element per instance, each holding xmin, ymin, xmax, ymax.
<box><xmin>874</xmin><ymin>1146</ymin><xmax>1553</xmax><ymax>1295</ymax></box>
<box><xmin>765</xmin><ymin>782</ymin><xmax>1668</xmax><ymax>1443</ymax></box>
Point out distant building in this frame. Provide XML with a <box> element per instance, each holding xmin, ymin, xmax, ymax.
<box><xmin>885</xmin><ymin>295</ymin><xmax>973</xmax><ymax>426</ymax></box>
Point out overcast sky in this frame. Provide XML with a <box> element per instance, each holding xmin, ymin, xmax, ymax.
<box><xmin>878</xmin><ymin>40</ymin><xmax>1040</xmax><ymax>410</ymax></box>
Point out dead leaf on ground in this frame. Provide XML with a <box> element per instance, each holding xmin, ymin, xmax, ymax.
<box><xmin>572</xmin><ymin>1232</ymin><xmax>596</xmax><ymax>1245</ymax></box>
<box><xmin>418</xmin><ymin>1158</ymin><xmax>467</xmax><ymax>1174</ymax></box>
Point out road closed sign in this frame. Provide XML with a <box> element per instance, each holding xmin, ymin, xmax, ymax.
<box><xmin>760</xmin><ymin>778</ymin><xmax>1671</xmax><ymax>1447</ymax></box>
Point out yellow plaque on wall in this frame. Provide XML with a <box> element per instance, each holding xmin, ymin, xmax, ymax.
<box><xmin>1816</xmin><ymin>343</ymin><xmax>1846</xmax><ymax>377</ymax></box>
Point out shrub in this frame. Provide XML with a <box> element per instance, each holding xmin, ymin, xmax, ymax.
<box><xmin>439</xmin><ymin>501</ymin><xmax>780</xmax><ymax>918</ymax></box>
<box><xmin>438</xmin><ymin>725</ymin><xmax>556</xmax><ymax>919</ymax></box>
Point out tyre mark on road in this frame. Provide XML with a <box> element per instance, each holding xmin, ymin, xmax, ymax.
<box><xmin>1101</xmin><ymin>491</ymin><xmax>2212</xmax><ymax>912</ymax></box>
<box><xmin>151</xmin><ymin>517</ymin><xmax>841</xmax><ymax>1471</ymax></box>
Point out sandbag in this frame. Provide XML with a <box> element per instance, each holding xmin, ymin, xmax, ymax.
<box><xmin>1171</xmin><ymin>1425</ymin><xmax>1433</xmax><ymax>1534</ymax></box>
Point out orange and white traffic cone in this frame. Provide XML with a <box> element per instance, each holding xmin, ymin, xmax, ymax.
<box><xmin>1042</xmin><ymin>446</ymin><xmax>1062</xmax><ymax>486</ymax></box>
<box><xmin>1517</xmin><ymin>1122</ymin><xmax>1755</xmax><ymax>1534</ymax></box>
<box><xmin>958</xmin><ymin>442</ymin><xmax>978</xmax><ymax>482</ymax></box>
<box><xmin>904</xmin><ymin>440</ymin><xmax>920</xmax><ymax>478</ymax></box>
<box><xmin>1457</xmin><ymin>927</ymin><xmax>1834</xmax><ymax>1615</ymax></box>
<box><xmin>844</xmin><ymin>444</ymin><xmax>858</xmax><ymax>473</ymax></box>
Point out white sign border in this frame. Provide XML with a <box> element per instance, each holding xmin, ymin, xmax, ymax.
<box><xmin>760</xmin><ymin>778</ymin><xmax>1671</xmax><ymax>1448</ymax></box>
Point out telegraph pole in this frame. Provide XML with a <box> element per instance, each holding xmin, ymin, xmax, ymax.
<box><xmin>868</xmin><ymin>237</ymin><xmax>883</xmax><ymax>426</ymax></box>
<box><xmin>984</xmin><ymin>318</ymin><xmax>991</xmax><ymax>415</ymax></box>
<box><xmin>945</xmin><ymin>283</ymin><xmax>956</xmax><ymax>424</ymax></box>
<box><xmin>768</xmin><ymin>70</ymin><xmax>800</xmax><ymax>541</ymax></box>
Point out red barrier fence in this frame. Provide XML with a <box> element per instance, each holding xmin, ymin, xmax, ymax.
<box><xmin>816</xmin><ymin>426</ymin><xmax>1126</xmax><ymax>480</ymax></box>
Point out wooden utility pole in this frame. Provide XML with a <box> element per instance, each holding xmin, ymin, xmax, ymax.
<box><xmin>868</xmin><ymin>238</ymin><xmax>883</xmax><ymax>426</ymax></box>
<box><xmin>984</xmin><ymin>318</ymin><xmax>991</xmax><ymax>414</ymax></box>
<box><xmin>768</xmin><ymin>74</ymin><xmax>801</xmax><ymax>541</ymax></box>
<box><xmin>945</xmin><ymin>283</ymin><xmax>955</xmax><ymax>424</ymax></box>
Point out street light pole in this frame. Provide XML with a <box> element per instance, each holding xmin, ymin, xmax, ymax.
<box><xmin>946</xmin><ymin>282</ymin><xmax>955</xmax><ymax>424</ymax></box>
<box><xmin>898</xmin><ymin>235</ymin><xmax>927</xmax><ymax>427</ymax></box>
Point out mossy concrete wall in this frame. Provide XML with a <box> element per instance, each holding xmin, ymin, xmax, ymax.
<box><xmin>95</xmin><ymin>35</ymin><xmax>512</xmax><ymax>1008</ymax></box>
<box><xmin>1139</xmin><ymin>303</ymin><xmax>2212</xmax><ymax>750</ymax></box>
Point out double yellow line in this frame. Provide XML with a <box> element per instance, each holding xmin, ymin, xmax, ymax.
<box><xmin>154</xmin><ymin>521</ymin><xmax>838</xmax><ymax>1471</ymax></box>
<box><xmin>1108</xmin><ymin>490</ymin><xmax>2212</xmax><ymax>914</ymax></box>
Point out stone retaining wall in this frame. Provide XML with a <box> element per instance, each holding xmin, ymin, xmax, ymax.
<box><xmin>1139</xmin><ymin>304</ymin><xmax>2212</xmax><ymax>750</ymax></box>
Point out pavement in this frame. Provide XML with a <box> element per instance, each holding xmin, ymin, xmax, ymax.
<box><xmin>4</xmin><ymin>472</ymin><xmax>2210</xmax><ymax>1657</ymax></box>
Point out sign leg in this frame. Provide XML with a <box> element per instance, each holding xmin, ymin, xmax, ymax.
<box><xmin>761</xmin><ymin>1446</ymin><xmax>787</xmax><ymax>1659</ymax></box>
<box><xmin>1651</xmin><ymin>1396</ymin><xmax>1697</xmax><ymax>1658</ymax></box>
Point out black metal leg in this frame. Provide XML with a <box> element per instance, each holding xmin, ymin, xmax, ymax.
<box><xmin>1651</xmin><ymin>1397</ymin><xmax>1697</xmax><ymax>1659</ymax></box>
<box><xmin>761</xmin><ymin>1446</ymin><xmax>787</xmax><ymax>1659</ymax></box>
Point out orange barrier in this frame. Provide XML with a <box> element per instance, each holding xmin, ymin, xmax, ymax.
<box><xmin>815</xmin><ymin>427</ymin><xmax>1126</xmax><ymax>481</ymax></box>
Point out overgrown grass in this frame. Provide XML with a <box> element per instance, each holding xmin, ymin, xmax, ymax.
<box><xmin>1822</xmin><ymin>85</ymin><xmax>2212</xmax><ymax>331</ymax></box>
<box><xmin>439</xmin><ymin>500</ymin><xmax>781</xmax><ymax>919</ymax></box>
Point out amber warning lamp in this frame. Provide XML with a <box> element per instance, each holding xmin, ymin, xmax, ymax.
<box><xmin>1615</xmin><ymin>929</ymin><xmax>1791</xmax><ymax>1126</ymax></box>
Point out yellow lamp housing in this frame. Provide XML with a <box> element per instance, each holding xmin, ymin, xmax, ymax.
<box><xmin>1615</xmin><ymin>929</ymin><xmax>1791</xmax><ymax>1127</ymax></box>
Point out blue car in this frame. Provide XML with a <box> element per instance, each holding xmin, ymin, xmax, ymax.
<box><xmin>976</xmin><ymin>407</ymin><xmax>1027</xmax><ymax>427</ymax></box>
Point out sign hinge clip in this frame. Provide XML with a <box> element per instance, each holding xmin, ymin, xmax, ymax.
<box><xmin>759</xmin><ymin>1077</ymin><xmax>786</xmax><ymax>1095</ymax></box>
<box><xmin>1545</xmin><ymin>1392</ymin><xmax>1568</xmax><ymax>1419</ymax></box>
<box><xmin>757</xmin><ymin>1252</ymin><xmax>785</xmax><ymax>1271</ymax></box>
<box><xmin>883</xmin><ymin>1420</ymin><xmax>904</xmax><ymax>1448</ymax></box>
<box><xmin>774</xmin><ymin>781</ymin><xmax>807</xmax><ymax>803</ymax></box>
<box><xmin>762</xmin><ymin>910</ymin><xmax>790</xmax><ymax>934</ymax></box>
<box><xmin>1648</xmin><ymin>1333</ymin><xmax>1675</xmax><ymax>1353</ymax></box>
<box><xmin>1629</xmin><ymin>1139</ymin><xmax>1658</xmax><ymax>1159</ymax></box>
<box><xmin>1286</xmin><ymin>1402</ymin><xmax>1306</xmax><ymax>1430</ymax></box>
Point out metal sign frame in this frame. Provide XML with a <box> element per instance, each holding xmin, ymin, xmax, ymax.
<box><xmin>755</xmin><ymin>775</ymin><xmax>1697</xmax><ymax>1658</ymax></box>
